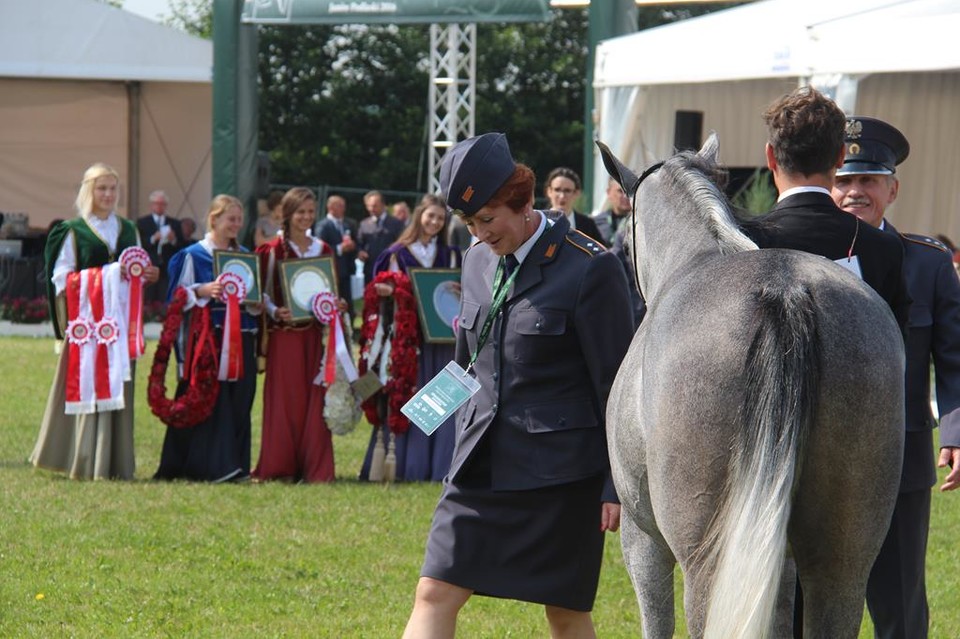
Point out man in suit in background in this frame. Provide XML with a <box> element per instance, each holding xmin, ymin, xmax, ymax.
<box><xmin>136</xmin><ymin>190</ymin><xmax>184</xmax><ymax>303</ymax></box>
<box><xmin>316</xmin><ymin>194</ymin><xmax>359</xmax><ymax>325</ymax></box>
<box><xmin>831</xmin><ymin>116</ymin><xmax>960</xmax><ymax>639</ymax></box>
<box><xmin>357</xmin><ymin>190</ymin><xmax>404</xmax><ymax>285</ymax></box>
<box><xmin>592</xmin><ymin>177</ymin><xmax>633</xmax><ymax>247</ymax></box>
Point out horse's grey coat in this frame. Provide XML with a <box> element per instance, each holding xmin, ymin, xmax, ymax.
<box><xmin>599</xmin><ymin>136</ymin><xmax>904</xmax><ymax>638</ymax></box>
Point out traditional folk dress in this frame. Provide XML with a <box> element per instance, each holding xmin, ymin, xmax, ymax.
<box><xmin>252</xmin><ymin>234</ymin><xmax>336</xmax><ymax>483</ymax></box>
<box><xmin>153</xmin><ymin>236</ymin><xmax>258</xmax><ymax>482</ymax></box>
<box><xmin>31</xmin><ymin>214</ymin><xmax>140</xmax><ymax>480</ymax></box>
<box><xmin>359</xmin><ymin>238</ymin><xmax>462</xmax><ymax>482</ymax></box>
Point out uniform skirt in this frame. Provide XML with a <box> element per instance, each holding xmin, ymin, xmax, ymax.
<box><xmin>420</xmin><ymin>474</ymin><xmax>606</xmax><ymax>611</ymax></box>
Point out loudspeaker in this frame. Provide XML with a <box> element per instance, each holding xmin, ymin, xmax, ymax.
<box><xmin>674</xmin><ymin>110</ymin><xmax>703</xmax><ymax>152</ymax></box>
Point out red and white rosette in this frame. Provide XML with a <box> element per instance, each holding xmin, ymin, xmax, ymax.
<box><xmin>311</xmin><ymin>291</ymin><xmax>357</xmax><ymax>386</ymax></box>
<box><xmin>94</xmin><ymin>317</ymin><xmax>120</xmax><ymax>346</ymax></box>
<box><xmin>217</xmin><ymin>272</ymin><xmax>246</xmax><ymax>381</ymax></box>
<box><xmin>119</xmin><ymin>246</ymin><xmax>151</xmax><ymax>359</ymax></box>
<box><xmin>66</xmin><ymin>317</ymin><xmax>94</xmax><ymax>346</ymax></box>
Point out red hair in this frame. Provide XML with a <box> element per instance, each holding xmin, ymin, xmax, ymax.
<box><xmin>483</xmin><ymin>164</ymin><xmax>535</xmax><ymax>213</ymax></box>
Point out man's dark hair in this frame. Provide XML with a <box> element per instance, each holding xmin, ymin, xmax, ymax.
<box><xmin>763</xmin><ymin>86</ymin><xmax>845</xmax><ymax>177</ymax></box>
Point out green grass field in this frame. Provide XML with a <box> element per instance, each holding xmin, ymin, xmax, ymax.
<box><xmin>0</xmin><ymin>336</ymin><xmax>957</xmax><ymax>637</ymax></box>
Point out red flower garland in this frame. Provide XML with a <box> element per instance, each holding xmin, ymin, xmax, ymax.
<box><xmin>148</xmin><ymin>287</ymin><xmax>220</xmax><ymax>428</ymax></box>
<box><xmin>358</xmin><ymin>271</ymin><xmax>419</xmax><ymax>435</ymax></box>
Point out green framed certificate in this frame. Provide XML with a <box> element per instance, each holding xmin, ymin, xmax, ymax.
<box><xmin>280</xmin><ymin>256</ymin><xmax>338</xmax><ymax>323</ymax></box>
<box><xmin>213</xmin><ymin>249</ymin><xmax>262</xmax><ymax>304</ymax></box>
<box><xmin>408</xmin><ymin>267</ymin><xmax>461</xmax><ymax>344</ymax></box>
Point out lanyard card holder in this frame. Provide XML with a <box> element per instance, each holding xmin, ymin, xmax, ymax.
<box><xmin>401</xmin><ymin>361</ymin><xmax>481</xmax><ymax>436</ymax></box>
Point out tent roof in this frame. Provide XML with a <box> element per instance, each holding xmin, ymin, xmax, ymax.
<box><xmin>0</xmin><ymin>0</ymin><xmax>212</xmax><ymax>83</ymax></box>
<box><xmin>595</xmin><ymin>0</ymin><xmax>960</xmax><ymax>88</ymax></box>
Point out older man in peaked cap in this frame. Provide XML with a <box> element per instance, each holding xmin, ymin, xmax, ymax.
<box><xmin>832</xmin><ymin>115</ymin><xmax>960</xmax><ymax>639</ymax></box>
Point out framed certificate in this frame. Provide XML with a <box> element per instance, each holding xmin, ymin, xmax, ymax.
<box><xmin>213</xmin><ymin>250</ymin><xmax>262</xmax><ymax>304</ymax></box>
<box><xmin>280</xmin><ymin>256</ymin><xmax>338</xmax><ymax>323</ymax></box>
<box><xmin>408</xmin><ymin>268</ymin><xmax>461</xmax><ymax>344</ymax></box>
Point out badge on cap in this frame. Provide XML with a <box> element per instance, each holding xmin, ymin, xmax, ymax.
<box><xmin>846</xmin><ymin>120</ymin><xmax>863</xmax><ymax>139</ymax></box>
<box><xmin>462</xmin><ymin>186</ymin><xmax>475</xmax><ymax>203</ymax></box>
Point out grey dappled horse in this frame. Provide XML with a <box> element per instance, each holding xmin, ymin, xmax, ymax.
<box><xmin>598</xmin><ymin>135</ymin><xmax>904</xmax><ymax>638</ymax></box>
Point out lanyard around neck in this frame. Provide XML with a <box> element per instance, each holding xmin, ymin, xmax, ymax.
<box><xmin>467</xmin><ymin>256</ymin><xmax>520</xmax><ymax>372</ymax></box>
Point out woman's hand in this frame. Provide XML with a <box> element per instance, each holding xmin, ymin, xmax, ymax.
<box><xmin>142</xmin><ymin>265</ymin><xmax>160</xmax><ymax>284</ymax></box>
<box><xmin>199</xmin><ymin>281</ymin><xmax>223</xmax><ymax>300</ymax></box>
<box><xmin>374</xmin><ymin>282</ymin><xmax>395</xmax><ymax>297</ymax></box>
<box><xmin>274</xmin><ymin>306</ymin><xmax>293</xmax><ymax>323</ymax></box>
<box><xmin>337</xmin><ymin>298</ymin><xmax>349</xmax><ymax>313</ymax></box>
<box><xmin>600</xmin><ymin>502</ymin><xmax>621</xmax><ymax>533</ymax></box>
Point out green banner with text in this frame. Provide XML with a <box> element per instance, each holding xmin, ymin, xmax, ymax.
<box><xmin>241</xmin><ymin>0</ymin><xmax>550</xmax><ymax>25</ymax></box>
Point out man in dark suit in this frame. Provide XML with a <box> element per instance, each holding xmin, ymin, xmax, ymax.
<box><xmin>356</xmin><ymin>190</ymin><xmax>404</xmax><ymax>285</ymax></box>
<box><xmin>831</xmin><ymin>116</ymin><xmax>960</xmax><ymax>639</ymax></box>
<box><xmin>591</xmin><ymin>176</ymin><xmax>633</xmax><ymax>247</ymax></box>
<box><xmin>741</xmin><ymin>87</ymin><xmax>910</xmax><ymax>334</ymax></box>
<box><xmin>136</xmin><ymin>190</ymin><xmax>184</xmax><ymax>303</ymax></box>
<box><xmin>743</xmin><ymin>86</ymin><xmax>913</xmax><ymax>639</ymax></box>
<box><xmin>315</xmin><ymin>194</ymin><xmax>359</xmax><ymax>324</ymax></box>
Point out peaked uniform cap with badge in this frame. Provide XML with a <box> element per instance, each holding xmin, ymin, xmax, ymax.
<box><xmin>838</xmin><ymin>116</ymin><xmax>910</xmax><ymax>176</ymax></box>
<box><xmin>439</xmin><ymin>132</ymin><xmax>516</xmax><ymax>216</ymax></box>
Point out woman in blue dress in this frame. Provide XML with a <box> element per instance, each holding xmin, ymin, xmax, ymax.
<box><xmin>359</xmin><ymin>194</ymin><xmax>462</xmax><ymax>481</ymax></box>
<box><xmin>154</xmin><ymin>194</ymin><xmax>260</xmax><ymax>482</ymax></box>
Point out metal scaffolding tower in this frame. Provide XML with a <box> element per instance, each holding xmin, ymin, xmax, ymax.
<box><xmin>427</xmin><ymin>23</ymin><xmax>476</xmax><ymax>194</ymax></box>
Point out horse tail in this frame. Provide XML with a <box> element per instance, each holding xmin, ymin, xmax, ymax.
<box><xmin>703</xmin><ymin>280</ymin><xmax>820</xmax><ymax>639</ymax></box>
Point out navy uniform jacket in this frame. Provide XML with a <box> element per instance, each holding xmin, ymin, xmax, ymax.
<box><xmin>888</xmin><ymin>223</ymin><xmax>960</xmax><ymax>490</ymax></box>
<box><xmin>357</xmin><ymin>213</ymin><xmax>404</xmax><ymax>284</ymax></box>
<box><xmin>741</xmin><ymin>191</ymin><xmax>911</xmax><ymax>334</ymax></box>
<box><xmin>450</xmin><ymin>214</ymin><xmax>634</xmax><ymax>501</ymax></box>
<box><xmin>316</xmin><ymin>215</ymin><xmax>359</xmax><ymax>297</ymax></box>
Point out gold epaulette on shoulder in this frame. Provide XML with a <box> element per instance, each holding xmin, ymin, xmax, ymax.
<box><xmin>903</xmin><ymin>233</ymin><xmax>950</xmax><ymax>253</ymax></box>
<box><xmin>564</xmin><ymin>230</ymin><xmax>605</xmax><ymax>257</ymax></box>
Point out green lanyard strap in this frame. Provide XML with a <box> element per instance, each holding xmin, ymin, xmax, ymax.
<box><xmin>467</xmin><ymin>257</ymin><xmax>520</xmax><ymax>372</ymax></box>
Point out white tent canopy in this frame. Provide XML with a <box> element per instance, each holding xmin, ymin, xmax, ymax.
<box><xmin>595</xmin><ymin>0</ymin><xmax>960</xmax><ymax>87</ymax></box>
<box><xmin>0</xmin><ymin>0</ymin><xmax>213</xmax><ymax>235</ymax></box>
<box><xmin>591</xmin><ymin>0</ymin><xmax>960</xmax><ymax>239</ymax></box>
<box><xmin>0</xmin><ymin>0</ymin><xmax>211</xmax><ymax>83</ymax></box>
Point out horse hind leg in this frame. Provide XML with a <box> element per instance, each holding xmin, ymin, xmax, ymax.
<box><xmin>621</xmin><ymin>513</ymin><xmax>677</xmax><ymax>639</ymax></box>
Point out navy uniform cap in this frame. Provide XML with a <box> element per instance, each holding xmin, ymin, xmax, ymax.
<box><xmin>837</xmin><ymin>116</ymin><xmax>910</xmax><ymax>176</ymax></box>
<box><xmin>439</xmin><ymin>132</ymin><xmax>516</xmax><ymax>216</ymax></box>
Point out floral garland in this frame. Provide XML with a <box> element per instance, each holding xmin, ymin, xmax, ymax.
<box><xmin>148</xmin><ymin>287</ymin><xmax>220</xmax><ymax>428</ymax></box>
<box><xmin>358</xmin><ymin>271</ymin><xmax>419</xmax><ymax>435</ymax></box>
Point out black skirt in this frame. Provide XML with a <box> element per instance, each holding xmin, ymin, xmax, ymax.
<box><xmin>420</xmin><ymin>474</ymin><xmax>606</xmax><ymax>611</ymax></box>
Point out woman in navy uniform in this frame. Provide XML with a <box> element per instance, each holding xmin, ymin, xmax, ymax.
<box><xmin>401</xmin><ymin>133</ymin><xmax>634</xmax><ymax>638</ymax></box>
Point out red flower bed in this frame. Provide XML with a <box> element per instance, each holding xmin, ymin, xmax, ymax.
<box><xmin>0</xmin><ymin>296</ymin><xmax>50</xmax><ymax>324</ymax></box>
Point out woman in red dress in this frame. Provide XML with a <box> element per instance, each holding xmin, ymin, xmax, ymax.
<box><xmin>253</xmin><ymin>187</ymin><xmax>339</xmax><ymax>482</ymax></box>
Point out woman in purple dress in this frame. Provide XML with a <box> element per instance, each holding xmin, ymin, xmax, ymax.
<box><xmin>359</xmin><ymin>194</ymin><xmax>462</xmax><ymax>481</ymax></box>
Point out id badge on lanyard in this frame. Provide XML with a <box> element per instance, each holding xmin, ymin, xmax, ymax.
<box><xmin>401</xmin><ymin>361</ymin><xmax>481</xmax><ymax>435</ymax></box>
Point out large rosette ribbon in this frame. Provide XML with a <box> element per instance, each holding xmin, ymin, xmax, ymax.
<box><xmin>119</xmin><ymin>246</ymin><xmax>151</xmax><ymax>359</ymax></box>
<box><xmin>217</xmin><ymin>272</ymin><xmax>246</xmax><ymax>381</ymax></box>
<box><xmin>311</xmin><ymin>291</ymin><xmax>358</xmax><ymax>386</ymax></box>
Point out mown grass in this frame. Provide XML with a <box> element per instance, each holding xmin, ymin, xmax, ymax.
<box><xmin>0</xmin><ymin>336</ymin><xmax>957</xmax><ymax>637</ymax></box>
